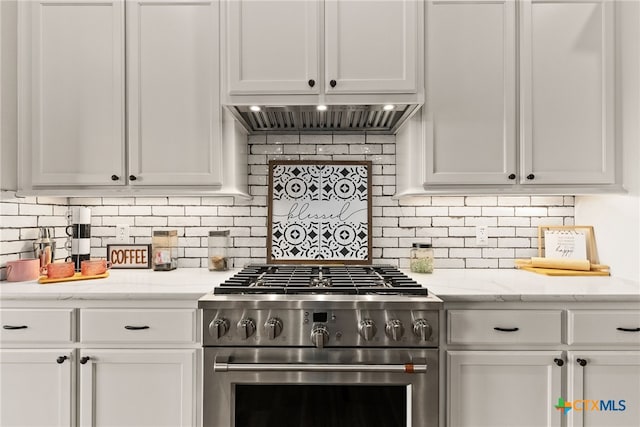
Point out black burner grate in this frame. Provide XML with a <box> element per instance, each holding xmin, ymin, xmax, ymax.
<box><xmin>214</xmin><ymin>265</ymin><xmax>427</xmax><ymax>296</ymax></box>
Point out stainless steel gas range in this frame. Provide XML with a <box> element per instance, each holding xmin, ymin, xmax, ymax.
<box><xmin>198</xmin><ymin>265</ymin><xmax>442</xmax><ymax>427</ymax></box>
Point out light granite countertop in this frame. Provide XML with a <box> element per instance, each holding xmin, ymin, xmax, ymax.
<box><xmin>0</xmin><ymin>268</ymin><xmax>638</xmax><ymax>302</ymax></box>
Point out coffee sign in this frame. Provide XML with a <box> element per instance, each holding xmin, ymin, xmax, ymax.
<box><xmin>107</xmin><ymin>244</ymin><xmax>151</xmax><ymax>269</ymax></box>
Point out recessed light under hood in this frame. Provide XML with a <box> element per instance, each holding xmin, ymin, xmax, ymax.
<box><xmin>226</xmin><ymin>104</ymin><xmax>419</xmax><ymax>134</ymax></box>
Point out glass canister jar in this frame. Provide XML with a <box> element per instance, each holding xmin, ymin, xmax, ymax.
<box><xmin>152</xmin><ymin>230</ymin><xmax>178</xmax><ymax>271</ymax></box>
<box><xmin>208</xmin><ymin>230</ymin><xmax>230</xmax><ymax>271</ymax></box>
<box><xmin>410</xmin><ymin>243</ymin><xmax>434</xmax><ymax>273</ymax></box>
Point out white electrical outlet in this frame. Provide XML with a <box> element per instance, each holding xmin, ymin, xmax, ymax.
<box><xmin>475</xmin><ymin>225</ymin><xmax>489</xmax><ymax>246</ymax></box>
<box><xmin>115</xmin><ymin>224</ymin><xmax>130</xmax><ymax>243</ymax></box>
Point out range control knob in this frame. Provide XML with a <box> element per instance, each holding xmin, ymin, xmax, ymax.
<box><xmin>237</xmin><ymin>318</ymin><xmax>256</xmax><ymax>340</ymax></box>
<box><xmin>209</xmin><ymin>318</ymin><xmax>229</xmax><ymax>340</ymax></box>
<box><xmin>264</xmin><ymin>317</ymin><xmax>283</xmax><ymax>340</ymax></box>
<box><xmin>412</xmin><ymin>319</ymin><xmax>433</xmax><ymax>341</ymax></box>
<box><xmin>385</xmin><ymin>319</ymin><xmax>405</xmax><ymax>341</ymax></box>
<box><xmin>358</xmin><ymin>319</ymin><xmax>377</xmax><ymax>341</ymax></box>
<box><xmin>310</xmin><ymin>325</ymin><xmax>330</xmax><ymax>349</ymax></box>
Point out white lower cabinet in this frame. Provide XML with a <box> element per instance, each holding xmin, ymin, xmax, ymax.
<box><xmin>445</xmin><ymin>307</ymin><xmax>640</xmax><ymax>427</ymax></box>
<box><xmin>447</xmin><ymin>351</ymin><xmax>562</xmax><ymax>427</ymax></box>
<box><xmin>0</xmin><ymin>349</ymin><xmax>74</xmax><ymax>427</ymax></box>
<box><xmin>0</xmin><ymin>305</ymin><xmax>199</xmax><ymax>427</ymax></box>
<box><xmin>79</xmin><ymin>349</ymin><xmax>196</xmax><ymax>427</ymax></box>
<box><xmin>568</xmin><ymin>351</ymin><xmax>640</xmax><ymax>427</ymax></box>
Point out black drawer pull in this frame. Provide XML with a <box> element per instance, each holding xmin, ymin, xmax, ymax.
<box><xmin>577</xmin><ymin>358</ymin><xmax>587</xmax><ymax>367</ymax></box>
<box><xmin>3</xmin><ymin>325</ymin><xmax>28</xmax><ymax>330</ymax></box>
<box><xmin>129</xmin><ymin>175</ymin><xmax>137</xmax><ymax>181</ymax></box>
<box><xmin>308</xmin><ymin>79</ymin><xmax>315</xmax><ymax>87</ymax></box>
<box><xmin>57</xmin><ymin>356</ymin><xmax>68</xmax><ymax>364</ymax></box>
<box><xmin>553</xmin><ymin>358</ymin><xmax>564</xmax><ymax>367</ymax></box>
<box><xmin>124</xmin><ymin>325</ymin><xmax>150</xmax><ymax>330</ymax></box>
<box><xmin>80</xmin><ymin>356</ymin><xmax>91</xmax><ymax>364</ymax></box>
<box><xmin>508</xmin><ymin>173</ymin><xmax>516</xmax><ymax>180</ymax></box>
<box><xmin>329</xmin><ymin>79</ymin><xmax>337</xmax><ymax>88</ymax></box>
<box><xmin>616</xmin><ymin>327</ymin><xmax>640</xmax><ymax>332</ymax></box>
<box><xmin>111</xmin><ymin>174</ymin><xmax>120</xmax><ymax>181</ymax></box>
<box><xmin>526</xmin><ymin>173</ymin><xmax>535</xmax><ymax>180</ymax></box>
<box><xmin>493</xmin><ymin>327</ymin><xmax>519</xmax><ymax>332</ymax></box>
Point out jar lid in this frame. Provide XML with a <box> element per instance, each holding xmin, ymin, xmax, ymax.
<box><xmin>412</xmin><ymin>243</ymin><xmax>432</xmax><ymax>248</ymax></box>
<box><xmin>209</xmin><ymin>230</ymin><xmax>230</xmax><ymax>237</ymax></box>
<box><xmin>153</xmin><ymin>230</ymin><xmax>177</xmax><ymax>236</ymax></box>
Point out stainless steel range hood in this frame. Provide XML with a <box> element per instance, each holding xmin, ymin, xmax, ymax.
<box><xmin>225</xmin><ymin>104</ymin><xmax>420</xmax><ymax>134</ymax></box>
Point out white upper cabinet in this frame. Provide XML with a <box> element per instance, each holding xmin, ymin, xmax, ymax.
<box><xmin>520</xmin><ymin>0</ymin><xmax>615</xmax><ymax>185</ymax></box>
<box><xmin>396</xmin><ymin>0</ymin><xmax>619</xmax><ymax>195</ymax></box>
<box><xmin>25</xmin><ymin>0</ymin><xmax>125</xmax><ymax>186</ymax></box>
<box><xmin>325</xmin><ymin>0</ymin><xmax>418</xmax><ymax>94</ymax></box>
<box><xmin>20</xmin><ymin>0</ymin><xmax>248</xmax><ymax>195</ymax></box>
<box><xmin>226</xmin><ymin>0</ymin><xmax>320</xmax><ymax>95</ymax></box>
<box><xmin>126</xmin><ymin>0</ymin><xmax>222</xmax><ymax>186</ymax></box>
<box><xmin>423</xmin><ymin>0</ymin><xmax>516</xmax><ymax>185</ymax></box>
<box><xmin>224</xmin><ymin>0</ymin><xmax>421</xmax><ymax>100</ymax></box>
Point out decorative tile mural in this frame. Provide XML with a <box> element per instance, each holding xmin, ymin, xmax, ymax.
<box><xmin>268</xmin><ymin>161</ymin><xmax>372</xmax><ymax>264</ymax></box>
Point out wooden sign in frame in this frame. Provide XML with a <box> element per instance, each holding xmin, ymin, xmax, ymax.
<box><xmin>267</xmin><ymin>160</ymin><xmax>372</xmax><ymax>264</ymax></box>
<box><xmin>537</xmin><ymin>226</ymin><xmax>599</xmax><ymax>264</ymax></box>
<box><xmin>106</xmin><ymin>244</ymin><xmax>152</xmax><ymax>269</ymax></box>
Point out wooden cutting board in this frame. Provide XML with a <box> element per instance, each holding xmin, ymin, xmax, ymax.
<box><xmin>519</xmin><ymin>266</ymin><xmax>610</xmax><ymax>276</ymax></box>
<box><xmin>38</xmin><ymin>271</ymin><xmax>109</xmax><ymax>284</ymax></box>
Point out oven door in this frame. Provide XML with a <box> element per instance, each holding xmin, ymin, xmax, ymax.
<box><xmin>203</xmin><ymin>347</ymin><xmax>438</xmax><ymax>427</ymax></box>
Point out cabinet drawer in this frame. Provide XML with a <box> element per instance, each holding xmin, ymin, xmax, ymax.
<box><xmin>0</xmin><ymin>309</ymin><xmax>74</xmax><ymax>343</ymax></box>
<box><xmin>80</xmin><ymin>309</ymin><xmax>197</xmax><ymax>344</ymax></box>
<box><xmin>569</xmin><ymin>310</ymin><xmax>640</xmax><ymax>346</ymax></box>
<box><xmin>448</xmin><ymin>310</ymin><xmax>562</xmax><ymax>345</ymax></box>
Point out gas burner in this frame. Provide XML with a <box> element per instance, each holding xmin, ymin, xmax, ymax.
<box><xmin>309</xmin><ymin>271</ymin><xmax>332</xmax><ymax>287</ymax></box>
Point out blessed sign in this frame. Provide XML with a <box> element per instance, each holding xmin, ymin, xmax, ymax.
<box><xmin>268</xmin><ymin>161</ymin><xmax>372</xmax><ymax>264</ymax></box>
<box><xmin>107</xmin><ymin>244</ymin><xmax>152</xmax><ymax>269</ymax></box>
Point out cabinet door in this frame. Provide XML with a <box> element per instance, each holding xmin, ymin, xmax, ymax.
<box><xmin>79</xmin><ymin>349</ymin><xmax>196</xmax><ymax>427</ymax></box>
<box><xmin>225</xmin><ymin>0</ymin><xmax>320</xmax><ymax>94</ymax></box>
<box><xmin>325</xmin><ymin>0</ymin><xmax>419</xmax><ymax>94</ymax></box>
<box><xmin>520</xmin><ymin>0</ymin><xmax>615</xmax><ymax>184</ymax></box>
<box><xmin>423</xmin><ymin>0</ymin><xmax>516</xmax><ymax>185</ymax></box>
<box><xmin>448</xmin><ymin>351</ymin><xmax>562</xmax><ymax>427</ymax></box>
<box><xmin>0</xmin><ymin>349</ymin><xmax>74</xmax><ymax>427</ymax></box>
<box><xmin>127</xmin><ymin>0</ymin><xmax>222</xmax><ymax>186</ymax></box>
<box><xmin>26</xmin><ymin>0</ymin><xmax>125</xmax><ymax>186</ymax></box>
<box><xmin>568</xmin><ymin>351</ymin><xmax>640</xmax><ymax>427</ymax></box>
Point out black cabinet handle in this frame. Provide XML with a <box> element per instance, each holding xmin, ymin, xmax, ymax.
<box><xmin>111</xmin><ymin>174</ymin><xmax>120</xmax><ymax>181</ymax></box>
<box><xmin>493</xmin><ymin>327</ymin><xmax>519</xmax><ymax>332</ymax></box>
<box><xmin>124</xmin><ymin>325</ymin><xmax>150</xmax><ymax>330</ymax></box>
<box><xmin>526</xmin><ymin>174</ymin><xmax>535</xmax><ymax>180</ymax></box>
<box><xmin>3</xmin><ymin>325</ymin><xmax>28</xmax><ymax>330</ymax></box>
<box><xmin>308</xmin><ymin>79</ymin><xmax>315</xmax><ymax>87</ymax></box>
<box><xmin>329</xmin><ymin>79</ymin><xmax>337</xmax><ymax>88</ymax></box>
<box><xmin>57</xmin><ymin>356</ymin><xmax>68</xmax><ymax>364</ymax></box>
<box><xmin>508</xmin><ymin>173</ymin><xmax>516</xmax><ymax>180</ymax></box>
<box><xmin>616</xmin><ymin>327</ymin><xmax>640</xmax><ymax>332</ymax></box>
<box><xmin>577</xmin><ymin>358</ymin><xmax>587</xmax><ymax>367</ymax></box>
<box><xmin>129</xmin><ymin>175</ymin><xmax>137</xmax><ymax>181</ymax></box>
<box><xmin>80</xmin><ymin>356</ymin><xmax>91</xmax><ymax>364</ymax></box>
<box><xmin>554</xmin><ymin>358</ymin><xmax>564</xmax><ymax>367</ymax></box>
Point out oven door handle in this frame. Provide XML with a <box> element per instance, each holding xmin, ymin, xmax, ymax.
<box><xmin>213</xmin><ymin>356</ymin><xmax>428</xmax><ymax>374</ymax></box>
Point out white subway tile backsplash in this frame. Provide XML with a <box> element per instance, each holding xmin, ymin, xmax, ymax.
<box><xmin>432</xmin><ymin>197</ymin><xmax>465</xmax><ymax>206</ymax></box>
<box><xmin>153</xmin><ymin>206</ymin><xmax>187</xmax><ymax>216</ymax></box>
<box><xmin>432</xmin><ymin>217</ymin><xmax>465</xmax><ymax>227</ymax></box>
<box><xmin>531</xmin><ymin>196</ymin><xmax>564</xmax><ymax>206</ymax></box>
<box><xmin>135</xmin><ymin>216</ymin><xmax>168</xmax><ymax>226</ymax></box>
<box><xmin>449</xmin><ymin>207</ymin><xmax>481</xmax><ymax>217</ymax></box>
<box><xmin>498</xmin><ymin>196</ymin><xmax>531</xmax><ymax>206</ymax></box>
<box><xmin>1</xmin><ymin>136</ymin><xmax>577</xmax><ymax>273</ymax></box>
